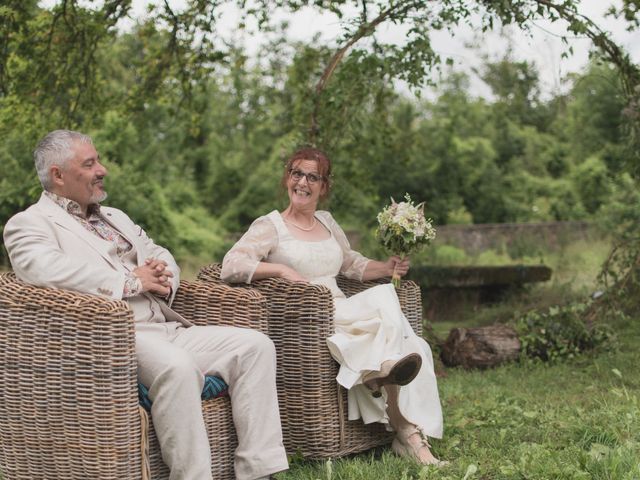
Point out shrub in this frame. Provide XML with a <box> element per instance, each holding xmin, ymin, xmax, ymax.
<box><xmin>516</xmin><ymin>303</ymin><xmax>616</xmax><ymax>362</ymax></box>
<box><xmin>422</xmin><ymin>244</ymin><xmax>469</xmax><ymax>265</ymax></box>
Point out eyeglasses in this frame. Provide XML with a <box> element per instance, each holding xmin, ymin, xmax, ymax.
<box><xmin>288</xmin><ymin>168</ymin><xmax>324</xmax><ymax>184</ymax></box>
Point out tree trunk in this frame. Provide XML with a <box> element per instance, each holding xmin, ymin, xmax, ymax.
<box><xmin>440</xmin><ymin>324</ymin><xmax>521</xmax><ymax>369</ymax></box>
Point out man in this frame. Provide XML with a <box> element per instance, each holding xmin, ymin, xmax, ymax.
<box><xmin>3</xmin><ymin>130</ymin><xmax>288</xmax><ymax>480</ymax></box>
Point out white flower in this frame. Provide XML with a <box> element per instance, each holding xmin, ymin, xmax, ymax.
<box><xmin>376</xmin><ymin>193</ymin><xmax>436</xmax><ymax>257</ymax></box>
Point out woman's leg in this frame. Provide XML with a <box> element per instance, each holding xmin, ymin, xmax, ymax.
<box><xmin>385</xmin><ymin>384</ymin><xmax>443</xmax><ymax>465</ymax></box>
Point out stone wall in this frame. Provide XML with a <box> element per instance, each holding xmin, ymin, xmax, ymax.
<box><xmin>430</xmin><ymin>221</ymin><xmax>596</xmax><ymax>254</ymax></box>
<box><xmin>345</xmin><ymin>221</ymin><xmax>597</xmax><ymax>254</ymax></box>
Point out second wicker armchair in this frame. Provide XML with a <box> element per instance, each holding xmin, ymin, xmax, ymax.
<box><xmin>198</xmin><ymin>263</ymin><xmax>424</xmax><ymax>459</ymax></box>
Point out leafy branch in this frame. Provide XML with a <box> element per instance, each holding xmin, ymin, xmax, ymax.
<box><xmin>532</xmin><ymin>0</ymin><xmax>640</xmax><ymax>94</ymax></box>
<box><xmin>310</xmin><ymin>1</ymin><xmax>426</xmax><ymax>141</ymax></box>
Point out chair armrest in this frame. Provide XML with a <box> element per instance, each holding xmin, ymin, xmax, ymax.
<box><xmin>198</xmin><ymin>264</ymin><xmax>335</xmax><ymax>338</ymax></box>
<box><xmin>247</xmin><ymin>276</ymin><xmax>335</xmax><ymax>338</ymax></box>
<box><xmin>0</xmin><ymin>272</ymin><xmax>142</xmax><ymax>478</ymax></box>
<box><xmin>173</xmin><ymin>279</ymin><xmax>268</xmax><ymax>334</ymax></box>
<box><xmin>198</xmin><ymin>264</ymin><xmax>339</xmax><ymax>440</ymax></box>
<box><xmin>197</xmin><ymin>263</ymin><xmax>226</xmax><ymax>285</ymax></box>
<box><xmin>198</xmin><ymin>263</ymin><xmax>337</xmax><ymax>375</ymax></box>
<box><xmin>198</xmin><ymin>263</ymin><xmax>423</xmax><ymax>335</ymax></box>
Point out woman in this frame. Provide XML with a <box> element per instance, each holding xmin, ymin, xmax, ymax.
<box><xmin>221</xmin><ymin>147</ymin><xmax>444</xmax><ymax>465</ymax></box>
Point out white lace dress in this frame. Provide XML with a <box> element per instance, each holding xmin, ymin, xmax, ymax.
<box><xmin>221</xmin><ymin>210</ymin><xmax>443</xmax><ymax>438</ymax></box>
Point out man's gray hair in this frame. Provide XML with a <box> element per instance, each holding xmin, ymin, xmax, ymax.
<box><xmin>34</xmin><ymin>130</ymin><xmax>93</xmax><ymax>190</ymax></box>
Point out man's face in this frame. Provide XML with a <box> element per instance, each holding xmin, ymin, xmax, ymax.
<box><xmin>56</xmin><ymin>141</ymin><xmax>108</xmax><ymax>210</ymax></box>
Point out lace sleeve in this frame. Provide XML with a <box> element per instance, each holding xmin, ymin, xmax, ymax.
<box><xmin>319</xmin><ymin>211</ymin><xmax>370</xmax><ymax>281</ymax></box>
<box><xmin>221</xmin><ymin>216</ymin><xmax>278</xmax><ymax>284</ymax></box>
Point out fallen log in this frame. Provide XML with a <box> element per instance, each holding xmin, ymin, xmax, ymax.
<box><xmin>440</xmin><ymin>324</ymin><xmax>521</xmax><ymax>369</ymax></box>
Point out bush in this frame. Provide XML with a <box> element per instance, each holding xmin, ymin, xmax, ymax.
<box><xmin>516</xmin><ymin>303</ymin><xmax>616</xmax><ymax>362</ymax></box>
<box><xmin>572</xmin><ymin>156</ymin><xmax>612</xmax><ymax>214</ymax></box>
<box><xmin>421</xmin><ymin>244</ymin><xmax>469</xmax><ymax>265</ymax></box>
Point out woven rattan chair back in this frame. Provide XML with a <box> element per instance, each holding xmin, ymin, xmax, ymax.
<box><xmin>198</xmin><ymin>263</ymin><xmax>424</xmax><ymax>459</ymax></box>
<box><xmin>0</xmin><ymin>272</ymin><xmax>142</xmax><ymax>479</ymax></box>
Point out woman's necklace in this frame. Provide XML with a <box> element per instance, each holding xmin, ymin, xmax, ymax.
<box><xmin>283</xmin><ymin>216</ymin><xmax>317</xmax><ymax>232</ymax></box>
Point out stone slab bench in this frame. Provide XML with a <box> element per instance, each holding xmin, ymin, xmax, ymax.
<box><xmin>408</xmin><ymin>265</ymin><xmax>552</xmax><ymax>321</ymax></box>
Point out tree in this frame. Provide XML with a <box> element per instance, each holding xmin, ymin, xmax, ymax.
<box><xmin>1</xmin><ymin>0</ymin><xmax>638</xmax><ymax>273</ymax></box>
<box><xmin>233</xmin><ymin>1</ymin><xmax>639</xmax><ymax>147</ymax></box>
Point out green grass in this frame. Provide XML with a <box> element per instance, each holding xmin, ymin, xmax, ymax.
<box><xmin>541</xmin><ymin>238</ymin><xmax>612</xmax><ymax>293</ymax></box>
<box><xmin>418</xmin><ymin>236</ymin><xmax>612</xmax><ymax>294</ymax></box>
<box><xmin>276</xmin><ymin>312</ymin><xmax>640</xmax><ymax>479</ymax></box>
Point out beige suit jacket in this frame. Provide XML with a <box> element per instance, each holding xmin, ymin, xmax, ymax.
<box><xmin>3</xmin><ymin>192</ymin><xmax>191</xmax><ymax>326</ymax></box>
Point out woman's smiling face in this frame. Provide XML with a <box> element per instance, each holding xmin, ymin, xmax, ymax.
<box><xmin>286</xmin><ymin>159</ymin><xmax>326</xmax><ymax>210</ymax></box>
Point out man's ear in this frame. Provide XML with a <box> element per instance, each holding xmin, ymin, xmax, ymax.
<box><xmin>50</xmin><ymin>165</ymin><xmax>64</xmax><ymax>187</ymax></box>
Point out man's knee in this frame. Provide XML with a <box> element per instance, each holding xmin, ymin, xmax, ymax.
<box><xmin>152</xmin><ymin>351</ymin><xmax>202</xmax><ymax>390</ymax></box>
<box><xmin>246</xmin><ymin>329</ymin><xmax>276</xmax><ymax>359</ymax></box>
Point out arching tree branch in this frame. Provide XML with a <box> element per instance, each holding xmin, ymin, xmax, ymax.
<box><xmin>309</xmin><ymin>1</ymin><xmax>426</xmax><ymax>142</ymax></box>
<box><xmin>533</xmin><ymin>0</ymin><xmax>640</xmax><ymax>94</ymax></box>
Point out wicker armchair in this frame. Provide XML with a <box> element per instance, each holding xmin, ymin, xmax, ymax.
<box><xmin>197</xmin><ymin>263</ymin><xmax>423</xmax><ymax>459</ymax></box>
<box><xmin>0</xmin><ymin>272</ymin><xmax>267</xmax><ymax>480</ymax></box>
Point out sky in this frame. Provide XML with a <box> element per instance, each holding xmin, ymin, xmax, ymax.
<box><xmin>43</xmin><ymin>0</ymin><xmax>640</xmax><ymax>99</ymax></box>
<box><xmin>237</xmin><ymin>0</ymin><xmax>640</xmax><ymax>99</ymax></box>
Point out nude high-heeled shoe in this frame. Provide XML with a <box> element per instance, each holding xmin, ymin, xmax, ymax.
<box><xmin>392</xmin><ymin>426</ymin><xmax>448</xmax><ymax>466</ymax></box>
<box><xmin>362</xmin><ymin>353</ymin><xmax>422</xmax><ymax>398</ymax></box>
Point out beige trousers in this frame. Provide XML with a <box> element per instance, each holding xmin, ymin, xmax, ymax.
<box><xmin>135</xmin><ymin>322</ymin><xmax>288</xmax><ymax>480</ymax></box>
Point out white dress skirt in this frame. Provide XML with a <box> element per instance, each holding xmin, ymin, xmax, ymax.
<box><xmin>221</xmin><ymin>210</ymin><xmax>443</xmax><ymax>438</ymax></box>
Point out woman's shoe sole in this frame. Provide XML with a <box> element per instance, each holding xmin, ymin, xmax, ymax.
<box><xmin>364</xmin><ymin>353</ymin><xmax>422</xmax><ymax>397</ymax></box>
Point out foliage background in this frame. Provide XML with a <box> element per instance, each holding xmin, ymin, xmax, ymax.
<box><xmin>0</xmin><ymin>1</ymin><xmax>638</xmax><ymax>270</ymax></box>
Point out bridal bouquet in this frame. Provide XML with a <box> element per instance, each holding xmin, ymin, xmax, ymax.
<box><xmin>376</xmin><ymin>194</ymin><xmax>436</xmax><ymax>288</ymax></box>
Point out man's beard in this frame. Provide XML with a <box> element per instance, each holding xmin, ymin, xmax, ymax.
<box><xmin>90</xmin><ymin>190</ymin><xmax>108</xmax><ymax>204</ymax></box>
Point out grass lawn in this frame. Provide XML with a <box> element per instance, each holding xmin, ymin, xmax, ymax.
<box><xmin>275</xmin><ymin>311</ymin><xmax>640</xmax><ymax>479</ymax></box>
